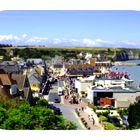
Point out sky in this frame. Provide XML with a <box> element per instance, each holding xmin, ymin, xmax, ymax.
<box><xmin>0</xmin><ymin>10</ymin><xmax>140</xmax><ymax>48</ymax></box>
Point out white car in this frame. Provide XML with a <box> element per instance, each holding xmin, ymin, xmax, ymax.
<box><xmin>58</xmin><ymin>87</ymin><xmax>63</xmax><ymax>96</ymax></box>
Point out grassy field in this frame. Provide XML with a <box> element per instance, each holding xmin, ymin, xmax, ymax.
<box><xmin>1</xmin><ymin>46</ymin><xmax>140</xmax><ymax>61</ymax></box>
<box><xmin>4</xmin><ymin>46</ymin><xmax>121</xmax><ymax>52</ymax></box>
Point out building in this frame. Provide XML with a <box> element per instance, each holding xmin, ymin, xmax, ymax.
<box><xmin>87</xmin><ymin>85</ymin><xmax>140</xmax><ymax>108</ymax></box>
<box><xmin>65</xmin><ymin>63</ymin><xmax>95</xmax><ymax>77</ymax></box>
<box><xmin>51</xmin><ymin>63</ymin><xmax>65</xmax><ymax>77</ymax></box>
<box><xmin>11</xmin><ymin>74</ymin><xmax>34</xmax><ymax>103</ymax></box>
<box><xmin>0</xmin><ymin>74</ymin><xmax>14</xmax><ymax>98</ymax></box>
<box><xmin>0</xmin><ymin>61</ymin><xmax>20</xmax><ymax>74</ymax></box>
<box><xmin>26</xmin><ymin>58</ymin><xmax>44</xmax><ymax>66</ymax></box>
<box><xmin>75</xmin><ymin>76</ymin><xmax>96</xmax><ymax>97</ymax></box>
<box><xmin>85</xmin><ymin>53</ymin><xmax>93</xmax><ymax>60</ymax></box>
<box><xmin>28</xmin><ymin>73</ymin><xmax>42</xmax><ymax>93</ymax></box>
<box><xmin>0</xmin><ymin>73</ymin><xmax>34</xmax><ymax>105</ymax></box>
<box><xmin>50</xmin><ymin>56</ymin><xmax>65</xmax><ymax>77</ymax></box>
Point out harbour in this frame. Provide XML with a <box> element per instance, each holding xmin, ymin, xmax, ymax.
<box><xmin>112</xmin><ymin>60</ymin><xmax>140</xmax><ymax>87</ymax></box>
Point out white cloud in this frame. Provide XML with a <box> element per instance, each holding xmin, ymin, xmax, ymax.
<box><xmin>0</xmin><ymin>34</ymin><xmax>19</xmax><ymax>41</ymax></box>
<box><xmin>119</xmin><ymin>41</ymin><xmax>136</xmax><ymax>46</ymax></box>
<box><xmin>0</xmin><ymin>34</ymin><xmax>139</xmax><ymax>48</ymax></box>
<box><xmin>82</xmin><ymin>38</ymin><xmax>96</xmax><ymax>46</ymax></box>
<box><xmin>22</xmin><ymin>33</ymin><xmax>28</xmax><ymax>38</ymax></box>
<box><xmin>26</xmin><ymin>37</ymin><xmax>48</xmax><ymax>43</ymax></box>
<box><xmin>53</xmin><ymin>39</ymin><xmax>62</xmax><ymax>44</ymax></box>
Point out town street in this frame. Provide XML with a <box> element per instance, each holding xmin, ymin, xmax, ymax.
<box><xmin>48</xmin><ymin>82</ymin><xmax>60</xmax><ymax>103</ymax></box>
<box><xmin>54</xmin><ymin>103</ymin><xmax>85</xmax><ymax>130</ymax></box>
<box><xmin>48</xmin><ymin>82</ymin><xmax>86</xmax><ymax>130</ymax></box>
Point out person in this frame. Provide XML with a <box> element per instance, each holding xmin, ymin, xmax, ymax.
<box><xmin>82</xmin><ymin>107</ymin><xmax>84</xmax><ymax>111</ymax></box>
<box><xmin>92</xmin><ymin>118</ymin><xmax>95</xmax><ymax>125</ymax></box>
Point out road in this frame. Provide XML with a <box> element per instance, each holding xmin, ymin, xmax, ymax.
<box><xmin>54</xmin><ymin>103</ymin><xmax>85</xmax><ymax>130</ymax></box>
<box><xmin>48</xmin><ymin>82</ymin><xmax>60</xmax><ymax>103</ymax></box>
<box><xmin>48</xmin><ymin>82</ymin><xmax>85</xmax><ymax>130</ymax></box>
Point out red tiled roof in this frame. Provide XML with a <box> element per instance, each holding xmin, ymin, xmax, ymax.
<box><xmin>11</xmin><ymin>74</ymin><xmax>26</xmax><ymax>89</ymax></box>
<box><xmin>0</xmin><ymin>74</ymin><xmax>12</xmax><ymax>85</ymax></box>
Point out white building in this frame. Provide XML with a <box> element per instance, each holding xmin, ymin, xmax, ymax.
<box><xmin>94</xmin><ymin>79</ymin><xmax>126</xmax><ymax>89</ymax></box>
<box><xmin>75</xmin><ymin>76</ymin><xmax>96</xmax><ymax>96</ymax></box>
<box><xmin>85</xmin><ymin>53</ymin><xmax>92</xmax><ymax>60</ymax></box>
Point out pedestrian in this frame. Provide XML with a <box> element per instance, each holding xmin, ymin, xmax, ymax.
<box><xmin>92</xmin><ymin>118</ymin><xmax>95</xmax><ymax>125</ymax></box>
<box><xmin>82</xmin><ymin>107</ymin><xmax>84</xmax><ymax>111</ymax></box>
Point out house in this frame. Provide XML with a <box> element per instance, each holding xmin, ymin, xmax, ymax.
<box><xmin>65</xmin><ymin>63</ymin><xmax>95</xmax><ymax>77</ymax></box>
<box><xmin>75</xmin><ymin>76</ymin><xmax>96</xmax><ymax>97</ymax></box>
<box><xmin>34</xmin><ymin>65</ymin><xmax>45</xmax><ymax>76</ymax></box>
<box><xmin>11</xmin><ymin>56</ymin><xmax>23</xmax><ymax>62</ymax></box>
<box><xmin>11</xmin><ymin>74</ymin><xmax>34</xmax><ymax>104</ymax></box>
<box><xmin>0</xmin><ymin>74</ymin><xmax>13</xmax><ymax>98</ymax></box>
<box><xmin>28</xmin><ymin>74</ymin><xmax>42</xmax><ymax>93</ymax></box>
<box><xmin>0</xmin><ymin>73</ymin><xmax>34</xmax><ymax>105</ymax></box>
<box><xmin>51</xmin><ymin>63</ymin><xmax>65</xmax><ymax>77</ymax></box>
<box><xmin>0</xmin><ymin>61</ymin><xmax>20</xmax><ymax>73</ymax></box>
<box><xmin>50</xmin><ymin>56</ymin><xmax>65</xmax><ymax>77</ymax></box>
<box><xmin>24</xmin><ymin>64</ymin><xmax>48</xmax><ymax>94</ymax></box>
<box><xmin>85</xmin><ymin>53</ymin><xmax>93</xmax><ymax>60</ymax></box>
<box><xmin>26</xmin><ymin>58</ymin><xmax>44</xmax><ymax>66</ymax></box>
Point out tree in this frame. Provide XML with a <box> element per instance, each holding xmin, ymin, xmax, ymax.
<box><xmin>0</xmin><ymin>106</ymin><xmax>7</xmax><ymax>125</ymax></box>
<box><xmin>36</xmin><ymin>99</ymin><xmax>48</xmax><ymax>107</ymax></box>
<box><xmin>0</xmin><ymin>98</ymin><xmax>77</xmax><ymax>130</ymax></box>
<box><xmin>128</xmin><ymin>101</ymin><xmax>140</xmax><ymax>129</ymax></box>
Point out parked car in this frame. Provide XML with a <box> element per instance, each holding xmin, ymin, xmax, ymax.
<box><xmin>49</xmin><ymin>77</ymin><xmax>57</xmax><ymax>84</ymax></box>
<box><xmin>58</xmin><ymin>87</ymin><xmax>63</xmax><ymax>96</ymax></box>
<box><xmin>48</xmin><ymin>104</ymin><xmax>56</xmax><ymax>110</ymax></box>
<box><xmin>54</xmin><ymin>108</ymin><xmax>62</xmax><ymax>115</ymax></box>
<box><xmin>54</xmin><ymin>98</ymin><xmax>60</xmax><ymax>103</ymax></box>
<box><xmin>122</xmin><ymin>115</ymin><xmax>129</xmax><ymax>126</ymax></box>
<box><xmin>109</xmin><ymin>116</ymin><xmax>120</xmax><ymax>126</ymax></box>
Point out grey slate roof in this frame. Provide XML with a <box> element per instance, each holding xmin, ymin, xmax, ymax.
<box><xmin>28</xmin><ymin>74</ymin><xmax>41</xmax><ymax>84</ymax></box>
<box><xmin>0</xmin><ymin>61</ymin><xmax>20</xmax><ymax>73</ymax></box>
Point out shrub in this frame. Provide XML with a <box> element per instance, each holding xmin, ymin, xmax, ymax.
<box><xmin>103</xmin><ymin>122</ymin><xmax>117</xmax><ymax>130</ymax></box>
<box><xmin>33</xmin><ymin>97</ymin><xmax>40</xmax><ymax>103</ymax></box>
<box><xmin>117</xmin><ymin>108</ymin><xmax>128</xmax><ymax>118</ymax></box>
<box><xmin>96</xmin><ymin>111</ymin><xmax>110</xmax><ymax>118</ymax></box>
<box><xmin>36</xmin><ymin>99</ymin><xmax>48</xmax><ymax>107</ymax></box>
<box><xmin>99</xmin><ymin>115</ymin><xmax>108</xmax><ymax>122</ymax></box>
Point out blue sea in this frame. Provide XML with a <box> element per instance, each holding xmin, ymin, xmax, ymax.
<box><xmin>112</xmin><ymin>60</ymin><xmax>140</xmax><ymax>87</ymax></box>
